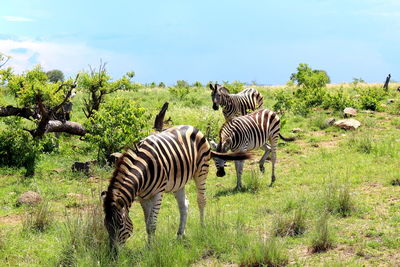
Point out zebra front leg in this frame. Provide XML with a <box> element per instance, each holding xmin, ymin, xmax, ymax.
<box><xmin>234</xmin><ymin>160</ymin><xmax>244</xmax><ymax>190</ymax></box>
<box><xmin>259</xmin><ymin>144</ymin><xmax>271</xmax><ymax>173</ymax></box>
<box><xmin>146</xmin><ymin>192</ymin><xmax>164</xmax><ymax>243</ymax></box>
<box><xmin>174</xmin><ymin>188</ymin><xmax>189</xmax><ymax>236</ymax></box>
<box><xmin>140</xmin><ymin>199</ymin><xmax>152</xmax><ymax>232</ymax></box>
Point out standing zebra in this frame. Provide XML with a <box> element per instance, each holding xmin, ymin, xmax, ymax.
<box><xmin>101</xmin><ymin>125</ymin><xmax>250</xmax><ymax>252</ymax></box>
<box><xmin>210</xmin><ymin>83</ymin><xmax>263</xmax><ymax>121</ymax></box>
<box><xmin>214</xmin><ymin>109</ymin><xmax>294</xmax><ymax>189</ymax></box>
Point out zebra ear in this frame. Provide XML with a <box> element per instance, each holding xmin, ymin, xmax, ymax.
<box><xmin>219</xmin><ymin>86</ymin><xmax>229</xmax><ymax>94</ymax></box>
<box><xmin>100</xmin><ymin>190</ymin><xmax>107</xmax><ymax>202</ymax></box>
<box><xmin>209</xmin><ymin>83</ymin><xmax>214</xmax><ymax>90</ymax></box>
<box><xmin>209</xmin><ymin>140</ymin><xmax>218</xmax><ymax>150</ymax></box>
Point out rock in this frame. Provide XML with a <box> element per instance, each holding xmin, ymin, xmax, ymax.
<box><xmin>291</xmin><ymin>128</ymin><xmax>303</xmax><ymax>133</ymax></box>
<box><xmin>343</xmin><ymin>107</ymin><xmax>357</xmax><ymax>117</ymax></box>
<box><xmin>17</xmin><ymin>191</ymin><xmax>42</xmax><ymax>206</ymax></box>
<box><xmin>109</xmin><ymin>152</ymin><xmax>123</xmax><ymax>165</ymax></box>
<box><xmin>334</xmin><ymin>119</ymin><xmax>361</xmax><ymax>130</ymax></box>
<box><xmin>387</xmin><ymin>99</ymin><xmax>395</xmax><ymax>104</ymax></box>
<box><xmin>325</xmin><ymin>118</ymin><xmax>336</xmax><ymax>126</ymax></box>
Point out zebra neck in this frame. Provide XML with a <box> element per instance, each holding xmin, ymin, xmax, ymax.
<box><xmin>220</xmin><ymin>93</ymin><xmax>232</xmax><ymax>108</ymax></box>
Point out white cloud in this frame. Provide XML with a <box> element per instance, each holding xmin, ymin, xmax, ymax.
<box><xmin>3</xmin><ymin>16</ymin><xmax>34</xmax><ymax>22</ymax></box>
<box><xmin>0</xmin><ymin>38</ymin><xmax>137</xmax><ymax>78</ymax></box>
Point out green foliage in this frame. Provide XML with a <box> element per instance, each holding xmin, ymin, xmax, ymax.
<box><xmin>175</xmin><ymin>80</ymin><xmax>190</xmax><ymax>88</ymax></box>
<box><xmin>84</xmin><ymin>97</ymin><xmax>149</xmax><ymax>164</ymax></box>
<box><xmin>192</xmin><ymin>81</ymin><xmax>203</xmax><ymax>87</ymax></box>
<box><xmin>352</xmin><ymin>77</ymin><xmax>365</xmax><ymax>87</ymax></box>
<box><xmin>78</xmin><ymin>64</ymin><xmax>137</xmax><ymax>118</ymax></box>
<box><xmin>323</xmin><ymin>184</ymin><xmax>354</xmax><ymax>217</ymax></box>
<box><xmin>0</xmin><ymin>125</ymin><xmax>40</xmax><ymax>176</ymax></box>
<box><xmin>273</xmin><ymin>89</ymin><xmax>294</xmax><ymax>113</ymax></box>
<box><xmin>0</xmin><ymin>67</ymin><xmax>13</xmax><ymax>85</ymax></box>
<box><xmin>290</xmin><ymin>63</ymin><xmax>330</xmax><ymax>89</ymax></box>
<box><xmin>158</xmin><ymin>82</ymin><xmax>166</xmax><ymax>88</ymax></box>
<box><xmin>168</xmin><ymin>86</ymin><xmax>190</xmax><ymax>101</ymax></box>
<box><xmin>6</xmin><ymin>65</ymin><xmax>75</xmax><ymax>108</ymax></box>
<box><xmin>356</xmin><ymin>86</ymin><xmax>386</xmax><ymax>111</ymax></box>
<box><xmin>46</xmin><ymin>69</ymin><xmax>64</xmax><ymax>83</ymax></box>
<box><xmin>222</xmin><ymin>80</ymin><xmax>245</xmax><ymax>93</ymax></box>
<box><xmin>323</xmin><ymin>88</ymin><xmax>355</xmax><ymax>111</ymax></box>
<box><xmin>310</xmin><ymin>213</ymin><xmax>334</xmax><ymax>253</ymax></box>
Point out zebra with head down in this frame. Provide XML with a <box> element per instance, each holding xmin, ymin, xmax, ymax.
<box><xmin>101</xmin><ymin>125</ymin><xmax>250</xmax><ymax>254</ymax></box>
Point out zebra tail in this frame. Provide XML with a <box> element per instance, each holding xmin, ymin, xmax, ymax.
<box><xmin>279</xmin><ymin>133</ymin><xmax>295</xmax><ymax>141</ymax></box>
<box><xmin>210</xmin><ymin>151</ymin><xmax>252</xmax><ymax>161</ymax></box>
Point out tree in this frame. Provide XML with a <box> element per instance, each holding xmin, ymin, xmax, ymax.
<box><xmin>0</xmin><ymin>65</ymin><xmax>84</xmax><ymax>138</ymax></box>
<box><xmin>290</xmin><ymin>63</ymin><xmax>330</xmax><ymax>89</ymax></box>
<box><xmin>78</xmin><ymin>62</ymin><xmax>137</xmax><ymax>118</ymax></box>
<box><xmin>46</xmin><ymin>69</ymin><xmax>64</xmax><ymax>83</ymax></box>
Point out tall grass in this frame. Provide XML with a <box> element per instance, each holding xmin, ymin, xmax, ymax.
<box><xmin>273</xmin><ymin>208</ymin><xmax>307</xmax><ymax>237</ymax></box>
<box><xmin>22</xmin><ymin>202</ymin><xmax>53</xmax><ymax>233</ymax></box>
<box><xmin>309</xmin><ymin>213</ymin><xmax>334</xmax><ymax>253</ymax></box>
<box><xmin>323</xmin><ymin>183</ymin><xmax>354</xmax><ymax>217</ymax></box>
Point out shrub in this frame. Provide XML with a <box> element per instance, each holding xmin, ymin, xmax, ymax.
<box><xmin>158</xmin><ymin>82</ymin><xmax>166</xmax><ymax>88</ymax></box>
<box><xmin>273</xmin><ymin>208</ymin><xmax>306</xmax><ymax>237</ymax></box>
<box><xmin>323</xmin><ymin>88</ymin><xmax>355</xmax><ymax>111</ymax></box>
<box><xmin>175</xmin><ymin>80</ymin><xmax>190</xmax><ymax>88</ymax></box>
<box><xmin>84</xmin><ymin>97</ymin><xmax>149</xmax><ymax>164</ymax></box>
<box><xmin>0</xmin><ymin>125</ymin><xmax>40</xmax><ymax>176</ymax></box>
<box><xmin>23</xmin><ymin>202</ymin><xmax>53</xmax><ymax>233</ymax></box>
<box><xmin>222</xmin><ymin>80</ymin><xmax>245</xmax><ymax>94</ymax></box>
<box><xmin>273</xmin><ymin>89</ymin><xmax>294</xmax><ymax>113</ymax></box>
<box><xmin>192</xmin><ymin>81</ymin><xmax>203</xmax><ymax>87</ymax></box>
<box><xmin>356</xmin><ymin>86</ymin><xmax>386</xmax><ymax>111</ymax></box>
<box><xmin>309</xmin><ymin>213</ymin><xmax>334</xmax><ymax>253</ymax></box>
<box><xmin>168</xmin><ymin>86</ymin><xmax>190</xmax><ymax>101</ymax></box>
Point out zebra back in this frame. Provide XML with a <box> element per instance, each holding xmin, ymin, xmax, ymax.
<box><xmin>218</xmin><ymin>109</ymin><xmax>280</xmax><ymax>152</ymax></box>
<box><xmin>221</xmin><ymin>87</ymin><xmax>264</xmax><ymax>121</ymax></box>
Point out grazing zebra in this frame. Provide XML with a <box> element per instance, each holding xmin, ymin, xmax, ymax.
<box><xmin>214</xmin><ymin>109</ymin><xmax>294</xmax><ymax>189</ymax></box>
<box><xmin>209</xmin><ymin>83</ymin><xmax>263</xmax><ymax>121</ymax></box>
<box><xmin>101</xmin><ymin>125</ymin><xmax>250</xmax><ymax>252</ymax></box>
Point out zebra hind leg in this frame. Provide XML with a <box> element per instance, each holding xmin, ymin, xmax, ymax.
<box><xmin>234</xmin><ymin>160</ymin><xmax>244</xmax><ymax>190</ymax></box>
<box><xmin>269</xmin><ymin>138</ymin><xmax>278</xmax><ymax>187</ymax></box>
<box><xmin>193</xmin><ymin>163</ymin><xmax>209</xmax><ymax>227</ymax></box>
<box><xmin>259</xmin><ymin>144</ymin><xmax>271</xmax><ymax>173</ymax></box>
<box><xmin>146</xmin><ymin>192</ymin><xmax>164</xmax><ymax>243</ymax></box>
<box><xmin>174</xmin><ymin>188</ymin><xmax>189</xmax><ymax>236</ymax></box>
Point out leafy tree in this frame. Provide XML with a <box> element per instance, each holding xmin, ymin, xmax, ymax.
<box><xmin>222</xmin><ymin>80</ymin><xmax>245</xmax><ymax>93</ymax></box>
<box><xmin>1</xmin><ymin>65</ymin><xmax>82</xmax><ymax>138</ymax></box>
<box><xmin>192</xmin><ymin>81</ymin><xmax>203</xmax><ymax>88</ymax></box>
<box><xmin>83</xmin><ymin>97</ymin><xmax>149</xmax><ymax>164</ymax></box>
<box><xmin>46</xmin><ymin>69</ymin><xmax>64</xmax><ymax>83</ymax></box>
<box><xmin>290</xmin><ymin>63</ymin><xmax>329</xmax><ymax>89</ymax></box>
<box><xmin>175</xmin><ymin>80</ymin><xmax>189</xmax><ymax>88</ymax></box>
<box><xmin>158</xmin><ymin>82</ymin><xmax>166</xmax><ymax>88</ymax></box>
<box><xmin>78</xmin><ymin>62</ymin><xmax>137</xmax><ymax>118</ymax></box>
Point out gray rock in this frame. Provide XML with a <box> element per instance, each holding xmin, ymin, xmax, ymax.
<box><xmin>343</xmin><ymin>107</ymin><xmax>357</xmax><ymax>117</ymax></box>
<box><xmin>325</xmin><ymin>118</ymin><xmax>336</xmax><ymax>126</ymax></box>
<box><xmin>17</xmin><ymin>191</ymin><xmax>42</xmax><ymax>206</ymax></box>
<box><xmin>334</xmin><ymin>119</ymin><xmax>361</xmax><ymax>130</ymax></box>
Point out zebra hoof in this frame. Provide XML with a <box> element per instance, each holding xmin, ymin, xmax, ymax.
<box><xmin>259</xmin><ymin>165</ymin><xmax>265</xmax><ymax>173</ymax></box>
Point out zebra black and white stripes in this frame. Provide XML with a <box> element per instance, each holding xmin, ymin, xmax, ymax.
<box><xmin>210</xmin><ymin>83</ymin><xmax>263</xmax><ymax>121</ymax></box>
<box><xmin>101</xmin><ymin>125</ymin><xmax>250</xmax><ymax>251</ymax></box>
<box><xmin>214</xmin><ymin>109</ymin><xmax>294</xmax><ymax>189</ymax></box>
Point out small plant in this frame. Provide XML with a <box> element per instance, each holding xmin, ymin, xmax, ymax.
<box><xmin>347</xmin><ymin>132</ymin><xmax>373</xmax><ymax>154</ymax></box>
<box><xmin>324</xmin><ymin>183</ymin><xmax>354</xmax><ymax>217</ymax></box>
<box><xmin>238</xmin><ymin>237</ymin><xmax>288</xmax><ymax>266</ymax></box>
<box><xmin>273</xmin><ymin>208</ymin><xmax>306</xmax><ymax>237</ymax></box>
<box><xmin>245</xmin><ymin>170</ymin><xmax>262</xmax><ymax>193</ymax></box>
<box><xmin>309</xmin><ymin>213</ymin><xmax>334</xmax><ymax>253</ymax></box>
<box><xmin>23</xmin><ymin>202</ymin><xmax>53</xmax><ymax>232</ymax></box>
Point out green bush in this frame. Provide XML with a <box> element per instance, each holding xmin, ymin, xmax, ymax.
<box><xmin>169</xmin><ymin>86</ymin><xmax>190</xmax><ymax>101</ymax></box>
<box><xmin>175</xmin><ymin>80</ymin><xmax>190</xmax><ymax>88</ymax></box>
<box><xmin>273</xmin><ymin>89</ymin><xmax>294</xmax><ymax>113</ymax></box>
<box><xmin>323</xmin><ymin>88</ymin><xmax>355</xmax><ymax>111</ymax></box>
<box><xmin>356</xmin><ymin>86</ymin><xmax>386</xmax><ymax>111</ymax></box>
<box><xmin>0</xmin><ymin>126</ymin><xmax>40</xmax><ymax>176</ymax></box>
<box><xmin>84</xmin><ymin>97</ymin><xmax>149</xmax><ymax>164</ymax></box>
<box><xmin>222</xmin><ymin>80</ymin><xmax>245</xmax><ymax>93</ymax></box>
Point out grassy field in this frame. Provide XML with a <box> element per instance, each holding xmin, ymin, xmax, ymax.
<box><xmin>0</xmin><ymin>83</ymin><xmax>400</xmax><ymax>266</ymax></box>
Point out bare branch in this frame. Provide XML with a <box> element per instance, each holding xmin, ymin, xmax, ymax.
<box><xmin>153</xmin><ymin>102</ymin><xmax>169</xmax><ymax>132</ymax></box>
<box><xmin>46</xmin><ymin>120</ymin><xmax>86</xmax><ymax>136</ymax></box>
<box><xmin>0</xmin><ymin>105</ymin><xmax>38</xmax><ymax>120</ymax></box>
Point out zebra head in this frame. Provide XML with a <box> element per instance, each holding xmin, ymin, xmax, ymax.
<box><xmin>210</xmin><ymin>83</ymin><xmax>228</xmax><ymax>111</ymax></box>
<box><xmin>101</xmin><ymin>190</ymin><xmax>133</xmax><ymax>253</ymax></box>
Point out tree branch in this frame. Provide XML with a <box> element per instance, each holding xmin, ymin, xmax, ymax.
<box><xmin>46</xmin><ymin>120</ymin><xmax>87</xmax><ymax>136</ymax></box>
<box><xmin>0</xmin><ymin>105</ymin><xmax>38</xmax><ymax>120</ymax></box>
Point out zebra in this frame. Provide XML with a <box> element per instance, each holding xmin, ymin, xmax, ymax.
<box><xmin>209</xmin><ymin>83</ymin><xmax>263</xmax><ymax>121</ymax></box>
<box><xmin>101</xmin><ymin>125</ymin><xmax>250</xmax><ymax>252</ymax></box>
<box><xmin>213</xmin><ymin>109</ymin><xmax>294</xmax><ymax>189</ymax></box>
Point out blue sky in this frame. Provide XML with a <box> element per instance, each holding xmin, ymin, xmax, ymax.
<box><xmin>1</xmin><ymin>0</ymin><xmax>399</xmax><ymax>85</ymax></box>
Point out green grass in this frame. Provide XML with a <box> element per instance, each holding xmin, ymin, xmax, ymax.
<box><xmin>1</xmin><ymin>83</ymin><xmax>400</xmax><ymax>266</ymax></box>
